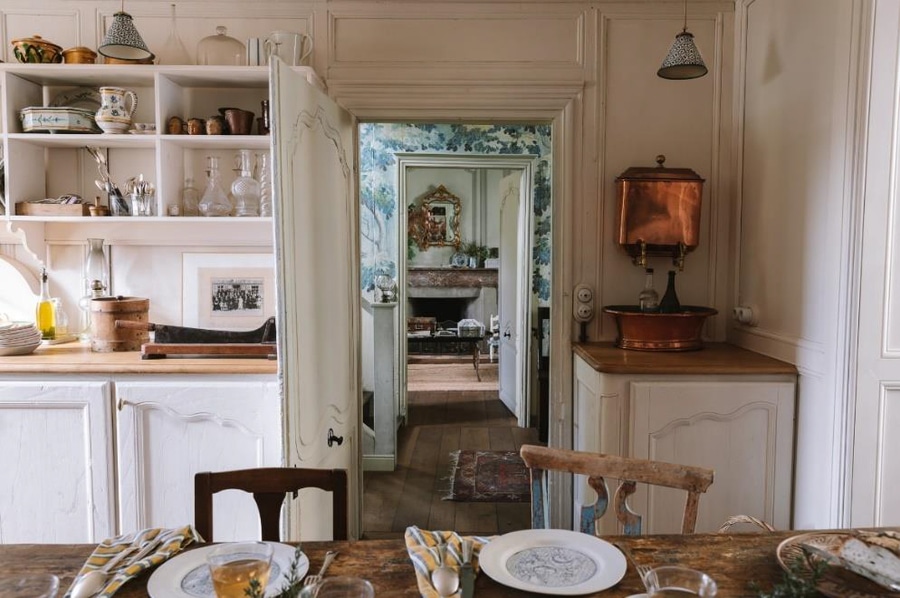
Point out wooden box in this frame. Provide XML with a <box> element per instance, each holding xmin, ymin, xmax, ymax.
<box><xmin>15</xmin><ymin>202</ymin><xmax>90</xmax><ymax>217</ymax></box>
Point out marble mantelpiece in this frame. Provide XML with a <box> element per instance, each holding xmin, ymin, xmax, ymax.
<box><xmin>407</xmin><ymin>268</ymin><xmax>497</xmax><ymax>297</ymax></box>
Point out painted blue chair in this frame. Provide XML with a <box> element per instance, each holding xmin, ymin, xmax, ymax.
<box><xmin>519</xmin><ymin>445</ymin><xmax>714</xmax><ymax>535</ymax></box>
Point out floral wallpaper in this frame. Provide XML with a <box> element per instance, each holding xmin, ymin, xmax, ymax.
<box><xmin>359</xmin><ymin>123</ymin><xmax>552</xmax><ymax>304</ymax></box>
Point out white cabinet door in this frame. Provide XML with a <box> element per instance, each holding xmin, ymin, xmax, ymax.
<box><xmin>0</xmin><ymin>380</ymin><xmax>115</xmax><ymax>543</ymax></box>
<box><xmin>631</xmin><ymin>380</ymin><xmax>795</xmax><ymax>534</ymax></box>
<box><xmin>115</xmin><ymin>378</ymin><xmax>280</xmax><ymax>541</ymax></box>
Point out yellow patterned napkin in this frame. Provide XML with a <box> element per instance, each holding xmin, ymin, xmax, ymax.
<box><xmin>404</xmin><ymin>526</ymin><xmax>492</xmax><ymax>598</ymax></box>
<box><xmin>65</xmin><ymin>525</ymin><xmax>201</xmax><ymax>598</ymax></box>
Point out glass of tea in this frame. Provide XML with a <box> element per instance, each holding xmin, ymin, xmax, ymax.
<box><xmin>307</xmin><ymin>576</ymin><xmax>375</xmax><ymax>598</ymax></box>
<box><xmin>644</xmin><ymin>566</ymin><xmax>717</xmax><ymax>596</ymax></box>
<box><xmin>207</xmin><ymin>542</ymin><xmax>274</xmax><ymax>598</ymax></box>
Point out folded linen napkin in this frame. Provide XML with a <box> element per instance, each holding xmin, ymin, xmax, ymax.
<box><xmin>64</xmin><ymin>525</ymin><xmax>201</xmax><ymax>598</ymax></box>
<box><xmin>404</xmin><ymin>526</ymin><xmax>492</xmax><ymax>598</ymax></box>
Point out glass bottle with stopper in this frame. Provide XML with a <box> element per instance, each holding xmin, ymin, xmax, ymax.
<box><xmin>659</xmin><ymin>270</ymin><xmax>681</xmax><ymax>313</ymax></box>
<box><xmin>231</xmin><ymin>149</ymin><xmax>260</xmax><ymax>217</ymax></box>
<box><xmin>638</xmin><ymin>268</ymin><xmax>659</xmax><ymax>312</ymax></box>
<box><xmin>36</xmin><ymin>268</ymin><xmax>56</xmax><ymax>340</ymax></box>
<box><xmin>199</xmin><ymin>155</ymin><xmax>232</xmax><ymax>217</ymax></box>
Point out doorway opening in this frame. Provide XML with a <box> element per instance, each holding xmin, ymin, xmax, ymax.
<box><xmin>358</xmin><ymin>123</ymin><xmax>552</xmax><ymax>538</ymax></box>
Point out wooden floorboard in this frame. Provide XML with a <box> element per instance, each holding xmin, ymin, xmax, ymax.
<box><xmin>363</xmin><ymin>372</ymin><xmax>541</xmax><ymax>539</ymax></box>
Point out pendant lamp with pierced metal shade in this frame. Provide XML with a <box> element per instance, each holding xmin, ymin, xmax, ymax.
<box><xmin>657</xmin><ymin>0</ymin><xmax>707</xmax><ymax>80</ymax></box>
<box><xmin>98</xmin><ymin>0</ymin><xmax>153</xmax><ymax>61</ymax></box>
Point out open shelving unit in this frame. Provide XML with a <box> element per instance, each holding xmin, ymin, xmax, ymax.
<box><xmin>0</xmin><ymin>64</ymin><xmax>322</xmax><ymax>244</ymax></box>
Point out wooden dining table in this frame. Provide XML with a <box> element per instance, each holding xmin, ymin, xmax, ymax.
<box><xmin>0</xmin><ymin>529</ymin><xmax>846</xmax><ymax>597</ymax></box>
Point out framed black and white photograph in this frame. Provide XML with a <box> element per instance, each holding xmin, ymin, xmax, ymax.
<box><xmin>182</xmin><ymin>253</ymin><xmax>275</xmax><ymax>330</ymax></box>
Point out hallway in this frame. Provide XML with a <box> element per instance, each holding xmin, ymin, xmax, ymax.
<box><xmin>362</xmin><ymin>361</ymin><xmax>540</xmax><ymax>538</ymax></box>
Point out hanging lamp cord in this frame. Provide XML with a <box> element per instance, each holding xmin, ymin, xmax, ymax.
<box><xmin>682</xmin><ymin>0</ymin><xmax>689</xmax><ymax>33</ymax></box>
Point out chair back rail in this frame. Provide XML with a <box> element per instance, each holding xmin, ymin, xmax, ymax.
<box><xmin>520</xmin><ymin>445</ymin><xmax>714</xmax><ymax>535</ymax></box>
<box><xmin>194</xmin><ymin>467</ymin><xmax>348</xmax><ymax>542</ymax></box>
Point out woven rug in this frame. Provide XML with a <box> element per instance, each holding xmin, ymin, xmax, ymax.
<box><xmin>444</xmin><ymin>449</ymin><xmax>530</xmax><ymax>503</ymax></box>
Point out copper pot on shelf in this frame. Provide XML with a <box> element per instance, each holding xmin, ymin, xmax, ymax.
<box><xmin>62</xmin><ymin>46</ymin><xmax>97</xmax><ymax>64</ymax></box>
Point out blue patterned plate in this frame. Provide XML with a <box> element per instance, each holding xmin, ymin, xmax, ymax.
<box><xmin>147</xmin><ymin>542</ymin><xmax>307</xmax><ymax>598</ymax></box>
<box><xmin>479</xmin><ymin>529</ymin><xmax>626</xmax><ymax>595</ymax></box>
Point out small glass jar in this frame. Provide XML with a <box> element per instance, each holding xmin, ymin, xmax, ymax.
<box><xmin>196</xmin><ymin>26</ymin><xmax>247</xmax><ymax>66</ymax></box>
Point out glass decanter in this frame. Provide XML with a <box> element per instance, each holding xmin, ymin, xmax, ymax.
<box><xmin>231</xmin><ymin>149</ymin><xmax>260</xmax><ymax>217</ymax></box>
<box><xmin>198</xmin><ymin>156</ymin><xmax>232</xmax><ymax>217</ymax></box>
<box><xmin>157</xmin><ymin>3</ymin><xmax>192</xmax><ymax>65</ymax></box>
<box><xmin>255</xmin><ymin>152</ymin><xmax>272</xmax><ymax>217</ymax></box>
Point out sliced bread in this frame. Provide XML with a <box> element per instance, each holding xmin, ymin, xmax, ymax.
<box><xmin>838</xmin><ymin>531</ymin><xmax>900</xmax><ymax>591</ymax></box>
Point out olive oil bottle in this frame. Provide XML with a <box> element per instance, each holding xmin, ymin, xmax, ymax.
<box><xmin>36</xmin><ymin>268</ymin><xmax>56</xmax><ymax>340</ymax></box>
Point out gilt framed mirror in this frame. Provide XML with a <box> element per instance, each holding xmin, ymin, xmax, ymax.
<box><xmin>408</xmin><ymin>184</ymin><xmax>461</xmax><ymax>249</ymax></box>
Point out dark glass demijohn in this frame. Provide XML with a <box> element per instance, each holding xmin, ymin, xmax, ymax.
<box><xmin>659</xmin><ymin>270</ymin><xmax>681</xmax><ymax>313</ymax></box>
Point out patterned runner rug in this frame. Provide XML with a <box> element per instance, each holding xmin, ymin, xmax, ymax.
<box><xmin>444</xmin><ymin>449</ymin><xmax>530</xmax><ymax>503</ymax></box>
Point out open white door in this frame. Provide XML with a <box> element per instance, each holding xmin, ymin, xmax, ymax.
<box><xmin>270</xmin><ymin>60</ymin><xmax>360</xmax><ymax>539</ymax></box>
<box><xmin>498</xmin><ymin>172</ymin><xmax>530</xmax><ymax>425</ymax></box>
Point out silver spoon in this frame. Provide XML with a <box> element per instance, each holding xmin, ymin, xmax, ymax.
<box><xmin>431</xmin><ymin>542</ymin><xmax>459</xmax><ymax>598</ymax></box>
<box><xmin>69</xmin><ymin>539</ymin><xmax>160</xmax><ymax>598</ymax></box>
<box><xmin>69</xmin><ymin>546</ymin><xmax>136</xmax><ymax>598</ymax></box>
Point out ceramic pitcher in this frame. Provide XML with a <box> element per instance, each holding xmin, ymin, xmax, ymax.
<box><xmin>95</xmin><ymin>86</ymin><xmax>137</xmax><ymax>134</ymax></box>
<box><xmin>265</xmin><ymin>31</ymin><xmax>313</xmax><ymax>66</ymax></box>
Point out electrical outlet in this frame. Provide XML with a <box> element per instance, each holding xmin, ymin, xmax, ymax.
<box><xmin>575</xmin><ymin>303</ymin><xmax>593</xmax><ymax>321</ymax></box>
<box><xmin>575</xmin><ymin>285</ymin><xmax>593</xmax><ymax>303</ymax></box>
<box><xmin>732</xmin><ymin>305</ymin><xmax>759</xmax><ymax>326</ymax></box>
<box><xmin>573</xmin><ymin>283</ymin><xmax>595</xmax><ymax>323</ymax></box>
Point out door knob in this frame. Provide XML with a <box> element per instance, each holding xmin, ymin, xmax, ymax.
<box><xmin>327</xmin><ymin>427</ymin><xmax>344</xmax><ymax>447</ymax></box>
<box><xmin>503</xmin><ymin>331</ymin><xmax>511</xmax><ymax>339</ymax></box>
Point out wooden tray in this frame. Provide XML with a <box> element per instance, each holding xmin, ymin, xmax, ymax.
<box><xmin>141</xmin><ymin>343</ymin><xmax>277</xmax><ymax>359</ymax></box>
<box><xmin>16</xmin><ymin>202</ymin><xmax>90</xmax><ymax>216</ymax></box>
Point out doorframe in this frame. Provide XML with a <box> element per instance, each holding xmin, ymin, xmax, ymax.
<box><xmin>396</xmin><ymin>153</ymin><xmax>537</xmax><ymax>431</ymax></box>
<box><xmin>343</xmin><ymin>88</ymin><xmax>580</xmax><ymax>532</ymax></box>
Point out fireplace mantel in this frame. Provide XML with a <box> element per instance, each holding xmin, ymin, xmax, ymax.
<box><xmin>407</xmin><ymin>267</ymin><xmax>498</xmax><ymax>289</ymax></box>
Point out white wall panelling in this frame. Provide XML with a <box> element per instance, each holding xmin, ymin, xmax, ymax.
<box><xmin>22</xmin><ymin>0</ymin><xmax>899</xmax><ymax>532</ymax></box>
<box><xmin>851</xmin><ymin>0</ymin><xmax>900</xmax><ymax>527</ymax></box>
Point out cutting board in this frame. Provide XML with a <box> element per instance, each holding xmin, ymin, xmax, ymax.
<box><xmin>141</xmin><ymin>343</ymin><xmax>277</xmax><ymax>359</ymax></box>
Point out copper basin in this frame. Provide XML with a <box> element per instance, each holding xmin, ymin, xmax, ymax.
<box><xmin>603</xmin><ymin>305</ymin><xmax>718</xmax><ymax>351</ymax></box>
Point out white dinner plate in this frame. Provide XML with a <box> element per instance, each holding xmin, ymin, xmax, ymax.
<box><xmin>147</xmin><ymin>542</ymin><xmax>308</xmax><ymax>598</ymax></box>
<box><xmin>479</xmin><ymin>529</ymin><xmax>627</xmax><ymax>595</ymax></box>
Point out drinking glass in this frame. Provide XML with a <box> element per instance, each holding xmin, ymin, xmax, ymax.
<box><xmin>645</xmin><ymin>566</ymin><xmax>717</xmax><ymax>597</ymax></box>
<box><xmin>206</xmin><ymin>542</ymin><xmax>274</xmax><ymax>598</ymax></box>
<box><xmin>308</xmin><ymin>576</ymin><xmax>374</xmax><ymax>598</ymax></box>
<box><xmin>0</xmin><ymin>574</ymin><xmax>59</xmax><ymax>597</ymax></box>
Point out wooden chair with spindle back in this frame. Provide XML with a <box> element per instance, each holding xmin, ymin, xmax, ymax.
<box><xmin>194</xmin><ymin>467</ymin><xmax>348</xmax><ymax>542</ymax></box>
<box><xmin>519</xmin><ymin>445</ymin><xmax>714</xmax><ymax>536</ymax></box>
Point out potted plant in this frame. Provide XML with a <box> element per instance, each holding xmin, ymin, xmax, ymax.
<box><xmin>462</xmin><ymin>241</ymin><xmax>489</xmax><ymax>268</ymax></box>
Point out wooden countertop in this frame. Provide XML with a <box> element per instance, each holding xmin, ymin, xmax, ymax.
<box><xmin>573</xmin><ymin>342</ymin><xmax>797</xmax><ymax>376</ymax></box>
<box><xmin>0</xmin><ymin>341</ymin><xmax>277</xmax><ymax>375</ymax></box>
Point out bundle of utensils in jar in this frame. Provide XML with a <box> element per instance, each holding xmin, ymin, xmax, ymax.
<box><xmin>125</xmin><ymin>175</ymin><xmax>156</xmax><ymax>217</ymax></box>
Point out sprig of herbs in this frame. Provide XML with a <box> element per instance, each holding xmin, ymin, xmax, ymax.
<box><xmin>752</xmin><ymin>557</ymin><xmax>828</xmax><ymax>598</ymax></box>
<box><xmin>243</xmin><ymin>545</ymin><xmax>307</xmax><ymax>598</ymax></box>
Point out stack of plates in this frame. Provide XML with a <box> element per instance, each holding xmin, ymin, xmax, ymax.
<box><xmin>0</xmin><ymin>322</ymin><xmax>42</xmax><ymax>356</ymax></box>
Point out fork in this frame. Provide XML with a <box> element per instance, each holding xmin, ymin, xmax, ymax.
<box><xmin>302</xmin><ymin>550</ymin><xmax>338</xmax><ymax>588</ymax></box>
<box><xmin>615</xmin><ymin>542</ymin><xmax>652</xmax><ymax>589</ymax></box>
